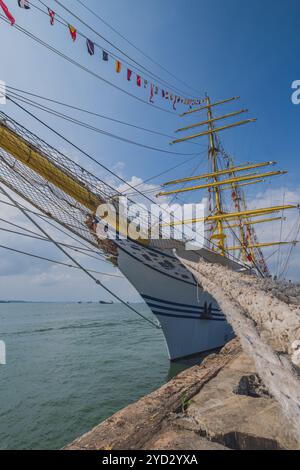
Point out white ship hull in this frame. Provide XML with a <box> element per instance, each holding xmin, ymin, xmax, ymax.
<box><xmin>116</xmin><ymin>240</ymin><xmax>237</xmax><ymax>360</ymax></box>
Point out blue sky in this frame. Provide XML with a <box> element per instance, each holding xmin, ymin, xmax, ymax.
<box><xmin>0</xmin><ymin>0</ymin><xmax>299</xmax><ymax>301</ymax></box>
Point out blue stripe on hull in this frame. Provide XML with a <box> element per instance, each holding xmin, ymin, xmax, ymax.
<box><xmin>141</xmin><ymin>294</ymin><xmax>222</xmax><ymax>314</ymax></box>
<box><xmin>146</xmin><ymin>302</ymin><xmax>225</xmax><ymax>318</ymax></box>
<box><xmin>152</xmin><ymin>310</ymin><xmax>226</xmax><ymax>322</ymax></box>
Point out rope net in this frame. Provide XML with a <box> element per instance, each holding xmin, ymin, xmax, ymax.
<box><xmin>0</xmin><ymin>111</ymin><xmax>187</xmax><ymax>249</ymax></box>
<box><xmin>0</xmin><ymin>112</ymin><xmax>120</xmax><ymax>248</ymax></box>
<box><xmin>0</xmin><ymin>145</ymin><xmax>100</xmax><ymax>246</ymax></box>
<box><xmin>0</xmin><ymin>111</ymin><xmax>261</xmax><ymax>270</ymax></box>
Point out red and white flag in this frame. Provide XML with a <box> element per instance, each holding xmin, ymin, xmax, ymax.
<box><xmin>149</xmin><ymin>83</ymin><xmax>154</xmax><ymax>103</ymax></box>
<box><xmin>127</xmin><ymin>69</ymin><xmax>132</xmax><ymax>81</ymax></box>
<box><xmin>18</xmin><ymin>0</ymin><xmax>30</xmax><ymax>9</ymax></box>
<box><xmin>48</xmin><ymin>8</ymin><xmax>55</xmax><ymax>25</ymax></box>
<box><xmin>0</xmin><ymin>0</ymin><xmax>15</xmax><ymax>25</ymax></box>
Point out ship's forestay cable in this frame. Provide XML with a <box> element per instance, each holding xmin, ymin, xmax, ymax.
<box><xmin>0</xmin><ymin>198</ymin><xmax>109</xmax><ymax>258</ymax></box>
<box><xmin>35</xmin><ymin>0</ymin><xmax>198</xmax><ymax>100</ymax></box>
<box><xmin>73</xmin><ymin>0</ymin><xmax>203</xmax><ymax>97</ymax></box>
<box><xmin>0</xmin><ymin>222</ymin><xmax>112</xmax><ymax>264</ymax></box>
<box><xmin>2</xmin><ymin>84</ymin><xmax>205</xmax><ymax>148</ymax></box>
<box><xmin>0</xmin><ymin>14</ymin><xmax>175</xmax><ymax>115</ymax></box>
<box><xmin>0</xmin><ymin>242</ymin><xmax>122</xmax><ymax>277</ymax></box>
<box><xmin>0</xmin><ymin>186</ymin><xmax>161</xmax><ymax>329</ymax></box>
<box><xmin>4</xmin><ymin>98</ymin><xmax>252</xmax><ymax>268</ymax></box>
<box><xmin>6</xmin><ymin>91</ymin><xmax>197</xmax><ymax>157</ymax></box>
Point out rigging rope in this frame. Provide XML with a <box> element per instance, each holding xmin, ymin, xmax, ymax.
<box><xmin>276</xmin><ymin>192</ymin><xmax>285</xmax><ymax>278</ymax></box>
<box><xmin>0</xmin><ymin>186</ymin><xmax>161</xmax><ymax>329</ymax></box>
<box><xmin>5</xmin><ymin>91</ymin><xmax>197</xmax><ymax>156</ymax></box>
<box><xmin>0</xmin><ymin>198</ymin><xmax>111</xmax><ymax>262</ymax></box>
<box><xmin>0</xmin><ymin>14</ymin><xmax>175</xmax><ymax>115</ymax></box>
<box><xmin>0</xmin><ymin>223</ymin><xmax>111</xmax><ymax>264</ymax></box>
<box><xmin>33</xmin><ymin>0</ymin><xmax>199</xmax><ymax>100</ymax></box>
<box><xmin>3</xmin><ymin>84</ymin><xmax>201</xmax><ymax>144</ymax></box>
<box><xmin>1</xmin><ymin>2</ymin><xmax>287</xmax><ymax>276</ymax></box>
<box><xmin>120</xmin><ymin>153</ymin><xmax>202</xmax><ymax>194</ymax></box>
<box><xmin>0</xmin><ymin>242</ymin><xmax>122</xmax><ymax>277</ymax></box>
<box><xmin>279</xmin><ymin>210</ymin><xmax>300</xmax><ymax>280</ymax></box>
<box><xmin>74</xmin><ymin>0</ymin><xmax>203</xmax><ymax>97</ymax></box>
<box><xmin>215</xmin><ymin>134</ymin><xmax>269</xmax><ymax>275</ymax></box>
<box><xmin>2</xmin><ymin>84</ymin><xmax>205</xmax><ymax>149</ymax></box>
<box><xmin>0</xmin><ymin>102</ymin><xmax>256</xmax><ymax>268</ymax></box>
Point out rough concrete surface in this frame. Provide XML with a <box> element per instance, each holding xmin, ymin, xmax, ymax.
<box><xmin>65</xmin><ymin>339</ymin><xmax>298</xmax><ymax>450</ymax></box>
<box><xmin>178</xmin><ymin>255</ymin><xmax>300</xmax><ymax>446</ymax></box>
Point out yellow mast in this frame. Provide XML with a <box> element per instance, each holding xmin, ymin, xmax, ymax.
<box><xmin>227</xmin><ymin>241</ymin><xmax>298</xmax><ymax>251</ymax></box>
<box><xmin>226</xmin><ymin>216</ymin><xmax>285</xmax><ymax>229</ymax></box>
<box><xmin>226</xmin><ymin>157</ymin><xmax>248</xmax><ymax>262</ymax></box>
<box><xmin>219</xmin><ymin>179</ymin><xmax>265</xmax><ymax>190</ymax></box>
<box><xmin>162</xmin><ymin>161</ymin><xmax>276</xmax><ymax>186</ymax></box>
<box><xmin>157</xmin><ymin>170</ymin><xmax>286</xmax><ymax>196</ymax></box>
<box><xmin>170</xmin><ymin>118</ymin><xmax>257</xmax><ymax>145</ymax></box>
<box><xmin>206</xmin><ymin>96</ymin><xmax>226</xmax><ymax>254</ymax></box>
<box><xmin>180</xmin><ymin>96</ymin><xmax>240</xmax><ymax>117</ymax></box>
<box><xmin>158</xmin><ymin>94</ymin><xmax>299</xmax><ymax>271</ymax></box>
<box><xmin>163</xmin><ymin>204</ymin><xmax>299</xmax><ymax>226</ymax></box>
<box><xmin>0</xmin><ymin>102</ymin><xmax>298</xmax><ymax>276</ymax></box>
<box><xmin>0</xmin><ymin>120</ymin><xmax>149</xmax><ymax>242</ymax></box>
<box><xmin>175</xmin><ymin>109</ymin><xmax>248</xmax><ymax>133</ymax></box>
<box><xmin>0</xmin><ymin>122</ymin><xmax>101</xmax><ymax>211</ymax></box>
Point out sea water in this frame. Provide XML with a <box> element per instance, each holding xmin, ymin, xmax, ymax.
<box><xmin>0</xmin><ymin>302</ymin><xmax>172</xmax><ymax>450</ymax></box>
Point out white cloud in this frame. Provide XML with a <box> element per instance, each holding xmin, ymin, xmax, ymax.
<box><xmin>1</xmin><ymin>178</ymin><xmax>299</xmax><ymax>303</ymax></box>
<box><xmin>247</xmin><ymin>186</ymin><xmax>300</xmax><ymax>281</ymax></box>
<box><xmin>31</xmin><ymin>267</ymin><xmax>73</xmax><ymax>287</ymax></box>
<box><xmin>117</xmin><ymin>175</ymin><xmax>160</xmax><ymax>206</ymax></box>
<box><xmin>112</xmin><ymin>161</ymin><xmax>125</xmax><ymax>177</ymax></box>
<box><xmin>0</xmin><ymin>189</ymin><xmax>140</xmax><ymax>301</ymax></box>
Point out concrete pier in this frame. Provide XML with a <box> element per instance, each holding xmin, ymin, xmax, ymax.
<box><xmin>65</xmin><ymin>258</ymin><xmax>300</xmax><ymax>451</ymax></box>
<box><xmin>65</xmin><ymin>339</ymin><xmax>298</xmax><ymax>450</ymax></box>
<box><xmin>178</xmin><ymin>255</ymin><xmax>300</xmax><ymax>445</ymax></box>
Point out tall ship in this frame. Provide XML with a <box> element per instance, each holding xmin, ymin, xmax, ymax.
<box><xmin>0</xmin><ymin>95</ymin><xmax>298</xmax><ymax>360</ymax></box>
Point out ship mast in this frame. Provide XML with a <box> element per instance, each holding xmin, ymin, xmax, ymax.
<box><xmin>158</xmin><ymin>95</ymin><xmax>299</xmax><ymax>274</ymax></box>
<box><xmin>0</xmin><ymin>105</ymin><xmax>298</xmax><ymax>277</ymax></box>
<box><xmin>206</xmin><ymin>95</ymin><xmax>226</xmax><ymax>255</ymax></box>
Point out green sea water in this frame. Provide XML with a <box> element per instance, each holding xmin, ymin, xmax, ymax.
<box><xmin>0</xmin><ymin>303</ymin><xmax>192</xmax><ymax>450</ymax></box>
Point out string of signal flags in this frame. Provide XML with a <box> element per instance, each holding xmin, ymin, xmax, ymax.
<box><xmin>1</xmin><ymin>0</ymin><xmax>206</xmax><ymax>111</ymax></box>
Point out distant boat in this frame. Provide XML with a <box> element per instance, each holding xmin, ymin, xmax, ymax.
<box><xmin>99</xmin><ymin>301</ymin><xmax>113</xmax><ymax>305</ymax></box>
